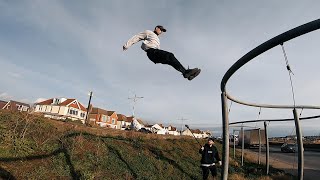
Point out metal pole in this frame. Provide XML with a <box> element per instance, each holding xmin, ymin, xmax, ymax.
<box><xmin>293</xmin><ymin>108</ymin><xmax>304</xmax><ymax>180</ymax></box>
<box><xmin>264</xmin><ymin>121</ymin><xmax>269</xmax><ymax>175</ymax></box>
<box><xmin>185</xmin><ymin>125</ymin><xmax>202</xmax><ymax>147</ymax></box>
<box><xmin>233</xmin><ymin>129</ymin><xmax>236</xmax><ymax>159</ymax></box>
<box><xmin>128</xmin><ymin>94</ymin><xmax>144</xmax><ymax>117</ymax></box>
<box><xmin>258</xmin><ymin>128</ymin><xmax>261</xmax><ymax>165</ymax></box>
<box><xmin>221</xmin><ymin>92</ymin><xmax>229</xmax><ymax>180</ymax></box>
<box><xmin>85</xmin><ymin>91</ymin><xmax>93</xmax><ymax>125</ymax></box>
<box><xmin>241</xmin><ymin>126</ymin><xmax>244</xmax><ymax>166</ymax></box>
<box><xmin>179</xmin><ymin>118</ymin><xmax>187</xmax><ymax>135</ymax></box>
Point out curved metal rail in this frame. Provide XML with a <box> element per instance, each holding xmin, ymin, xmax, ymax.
<box><xmin>220</xmin><ymin>19</ymin><xmax>320</xmax><ymax>180</ymax></box>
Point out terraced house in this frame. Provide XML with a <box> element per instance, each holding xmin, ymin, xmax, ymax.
<box><xmin>34</xmin><ymin>97</ymin><xmax>87</xmax><ymax>123</ymax></box>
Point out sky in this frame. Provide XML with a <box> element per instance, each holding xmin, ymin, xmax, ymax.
<box><xmin>1</xmin><ymin>0</ymin><xmax>320</xmax><ymax>137</ymax></box>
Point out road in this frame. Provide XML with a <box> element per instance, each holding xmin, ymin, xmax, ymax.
<box><xmin>244</xmin><ymin>145</ymin><xmax>320</xmax><ymax>179</ymax></box>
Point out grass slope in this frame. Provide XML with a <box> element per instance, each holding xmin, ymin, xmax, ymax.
<box><xmin>0</xmin><ymin>111</ymin><xmax>293</xmax><ymax>180</ymax></box>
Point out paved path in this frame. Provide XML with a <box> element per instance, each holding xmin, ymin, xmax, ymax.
<box><xmin>241</xmin><ymin>146</ymin><xmax>320</xmax><ymax>180</ymax></box>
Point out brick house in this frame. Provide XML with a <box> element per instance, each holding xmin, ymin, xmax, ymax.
<box><xmin>34</xmin><ymin>98</ymin><xmax>87</xmax><ymax>123</ymax></box>
<box><xmin>116</xmin><ymin>114</ymin><xmax>127</xmax><ymax>130</ymax></box>
<box><xmin>1</xmin><ymin>100</ymin><xmax>30</xmax><ymax>112</ymax></box>
<box><xmin>88</xmin><ymin>107</ymin><xmax>118</xmax><ymax>129</ymax></box>
<box><xmin>106</xmin><ymin>111</ymin><xmax>118</xmax><ymax>128</ymax></box>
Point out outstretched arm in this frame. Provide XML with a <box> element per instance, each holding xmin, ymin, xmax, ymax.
<box><xmin>123</xmin><ymin>31</ymin><xmax>148</xmax><ymax>51</ymax></box>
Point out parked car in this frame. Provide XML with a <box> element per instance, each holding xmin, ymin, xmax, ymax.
<box><xmin>281</xmin><ymin>143</ymin><xmax>297</xmax><ymax>153</ymax></box>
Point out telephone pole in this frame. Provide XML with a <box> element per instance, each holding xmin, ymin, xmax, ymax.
<box><xmin>178</xmin><ymin>117</ymin><xmax>188</xmax><ymax>135</ymax></box>
<box><xmin>128</xmin><ymin>94</ymin><xmax>143</xmax><ymax>117</ymax></box>
<box><xmin>85</xmin><ymin>91</ymin><xmax>93</xmax><ymax>125</ymax></box>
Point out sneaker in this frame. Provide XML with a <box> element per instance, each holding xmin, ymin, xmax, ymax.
<box><xmin>183</xmin><ymin>68</ymin><xmax>199</xmax><ymax>78</ymax></box>
<box><xmin>187</xmin><ymin>68</ymin><xmax>201</xmax><ymax>81</ymax></box>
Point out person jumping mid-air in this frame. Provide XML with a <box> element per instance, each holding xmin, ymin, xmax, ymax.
<box><xmin>123</xmin><ymin>25</ymin><xmax>200</xmax><ymax>80</ymax></box>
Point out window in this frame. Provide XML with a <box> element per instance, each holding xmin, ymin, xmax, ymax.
<box><xmin>102</xmin><ymin>115</ymin><xmax>107</xmax><ymax>122</ymax></box>
<box><xmin>112</xmin><ymin>118</ymin><xmax>115</xmax><ymax>124</ymax></box>
<box><xmin>69</xmin><ymin>109</ymin><xmax>78</xmax><ymax>115</ymax></box>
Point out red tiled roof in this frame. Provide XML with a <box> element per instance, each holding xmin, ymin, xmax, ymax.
<box><xmin>170</xmin><ymin>127</ymin><xmax>177</xmax><ymax>131</ymax></box>
<box><xmin>191</xmin><ymin>129</ymin><xmax>202</xmax><ymax>134</ymax></box>
<box><xmin>107</xmin><ymin>111</ymin><xmax>115</xmax><ymax>116</ymax></box>
<box><xmin>37</xmin><ymin>98</ymin><xmax>86</xmax><ymax>111</ymax></box>
<box><xmin>36</xmin><ymin>98</ymin><xmax>53</xmax><ymax>105</ymax></box>
<box><xmin>78</xmin><ymin>103</ymin><xmax>87</xmax><ymax>111</ymax></box>
<box><xmin>59</xmin><ymin>99</ymin><xmax>75</xmax><ymax>106</ymax></box>
<box><xmin>126</xmin><ymin>116</ymin><xmax>134</xmax><ymax>122</ymax></box>
<box><xmin>59</xmin><ymin>99</ymin><xmax>86</xmax><ymax>111</ymax></box>
<box><xmin>117</xmin><ymin>114</ymin><xmax>127</xmax><ymax>121</ymax></box>
<box><xmin>90</xmin><ymin>107</ymin><xmax>108</xmax><ymax>115</ymax></box>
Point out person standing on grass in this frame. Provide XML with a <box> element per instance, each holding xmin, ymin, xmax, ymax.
<box><xmin>199</xmin><ymin>137</ymin><xmax>221</xmax><ymax>180</ymax></box>
<box><xmin>123</xmin><ymin>25</ymin><xmax>201</xmax><ymax>81</ymax></box>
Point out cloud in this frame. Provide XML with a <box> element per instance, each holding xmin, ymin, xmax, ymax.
<box><xmin>1</xmin><ymin>1</ymin><xmax>320</xmax><ymax>135</ymax></box>
<box><xmin>0</xmin><ymin>92</ymin><xmax>12</xmax><ymax>100</ymax></box>
<box><xmin>35</xmin><ymin>98</ymin><xmax>47</xmax><ymax>103</ymax></box>
<box><xmin>8</xmin><ymin>72</ymin><xmax>22</xmax><ymax>79</ymax></box>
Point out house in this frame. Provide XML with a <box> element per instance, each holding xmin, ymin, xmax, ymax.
<box><xmin>151</xmin><ymin>124</ymin><xmax>167</xmax><ymax>134</ymax></box>
<box><xmin>1</xmin><ymin>100</ymin><xmax>30</xmax><ymax>112</ymax></box>
<box><xmin>88</xmin><ymin>107</ymin><xmax>108</xmax><ymax>127</ymax></box>
<box><xmin>144</xmin><ymin>124</ymin><xmax>153</xmax><ymax>131</ymax></box>
<box><xmin>124</xmin><ymin>116</ymin><xmax>145</xmax><ymax>130</ymax></box>
<box><xmin>167</xmin><ymin>125</ymin><xmax>180</xmax><ymax>136</ymax></box>
<box><xmin>124</xmin><ymin>116</ymin><xmax>133</xmax><ymax>128</ymax></box>
<box><xmin>116</xmin><ymin>114</ymin><xmax>127</xmax><ymax>130</ymax></box>
<box><xmin>106</xmin><ymin>111</ymin><xmax>118</xmax><ymax>129</ymax></box>
<box><xmin>34</xmin><ymin>98</ymin><xmax>87</xmax><ymax>123</ymax></box>
<box><xmin>182</xmin><ymin>128</ymin><xmax>205</xmax><ymax>138</ymax></box>
<box><xmin>89</xmin><ymin>107</ymin><xmax>117</xmax><ymax>128</ymax></box>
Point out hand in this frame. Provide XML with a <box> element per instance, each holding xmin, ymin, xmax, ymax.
<box><xmin>201</xmin><ymin>146</ymin><xmax>204</xmax><ymax>151</ymax></box>
<box><xmin>218</xmin><ymin>161</ymin><xmax>222</xmax><ymax>166</ymax></box>
<box><xmin>123</xmin><ymin>45</ymin><xmax>127</xmax><ymax>51</ymax></box>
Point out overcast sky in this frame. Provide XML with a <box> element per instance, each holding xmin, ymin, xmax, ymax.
<box><xmin>1</xmin><ymin>1</ymin><xmax>320</xmax><ymax>136</ymax></box>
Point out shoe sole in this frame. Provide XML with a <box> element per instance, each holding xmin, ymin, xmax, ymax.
<box><xmin>184</xmin><ymin>68</ymin><xmax>199</xmax><ymax>78</ymax></box>
<box><xmin>188</xmin><ymin>69</ymin><xmax>201</xmax><ymax>80</ymax></box>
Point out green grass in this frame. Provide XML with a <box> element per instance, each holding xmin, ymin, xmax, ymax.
<box><xmin>0</xmin><ymin>111</ymin><xmax>293</xmax><ymax>180</ymax></box>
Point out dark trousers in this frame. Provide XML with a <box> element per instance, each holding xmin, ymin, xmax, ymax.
<box><xmin>146</xmin><ymin>48</ymin><xmax>186</xmax><ymax>74</ymax></box>
<box><xmin>201</xmin><ymin>166</ymin><xmax>217</xmax><ymax>180</ymax></box>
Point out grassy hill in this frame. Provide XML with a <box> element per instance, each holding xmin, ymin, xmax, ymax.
<box><xmin>0</xmin><ymin>111</ymin><xmax>293</xmax><ymax>180</ymax></box>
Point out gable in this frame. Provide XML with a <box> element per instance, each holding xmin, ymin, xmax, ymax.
<box><xmin>59</xmin><ymin>99</ymin><xmax>86</xmax><ymax>111</ymax></box>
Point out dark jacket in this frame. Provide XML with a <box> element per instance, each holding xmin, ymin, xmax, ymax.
<box><xmin>199</xmin><ymin>144</ymin><xmax>221</xmax><ymax>164</ymax></box>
